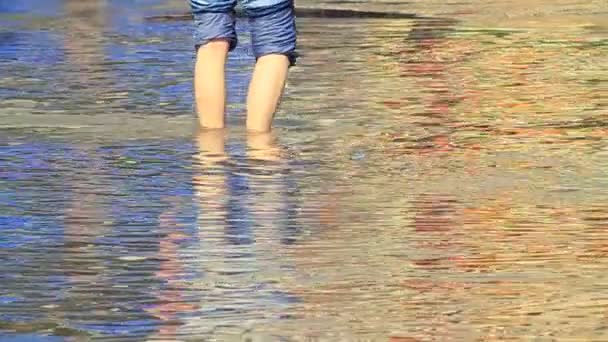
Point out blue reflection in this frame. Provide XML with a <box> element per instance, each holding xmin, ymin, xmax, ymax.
<box><xmin>0</xmin><ymin>334</ymin><xmax>66</xmax><ymax>342</ymax></box>
<box><xmin>0</xmin><ymin>0</ymin><xmax>62</xmax><ymax>15</ymax></box>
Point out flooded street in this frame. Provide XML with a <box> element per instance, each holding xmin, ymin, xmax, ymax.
<box><xmin>1</xmin><ymin>0</ymin><xmax>607</xmax><ymax>340</ymax></box>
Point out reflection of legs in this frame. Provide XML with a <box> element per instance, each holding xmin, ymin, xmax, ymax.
<box><xmin>244</xmin><ymin>133</ymin><xmax>296</xmax><ymax>335</ymax></box>
<box><xmin>194</xmin><ymin>129</ymin><xmax>230</xmax><ymax>289</ymax></box>
<box><xmin>194</xmin><ymin>128</ymin><xmax>236</xmax><ymax>278</ymax></box>
<box><xmin>190</xmin><ymin>130</ymin><xmax>228</xmax><ymax>339</ymax></box>
<box><xmin>148</xmin><ymin>198</ymin><xmax>198</xmax><ymax>340</ymax></box>
<box><xmin>244</xmin><ymin>1</ymin><xmax>297</xmax><ymax>132</ymax></box>
<box><xmin>63</xmin><ymin>0</ymin><xmax>107</xmax><ymax>103</ymax></box>
<box><xmin>191</xmin><ymin>130</ymin><xmax>257</xmax><ymax>338</ymax></box>
<box><xmin>247</xmin><ymin>132</ymin><xmax>284</xmax><ymax>273</ymax></box>
<box><xmin>194</xmin><ymin>129</ymin><xmax>228</xmax><ymax>213</ymax></box>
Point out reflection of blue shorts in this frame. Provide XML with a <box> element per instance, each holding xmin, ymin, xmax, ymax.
<box><xmin>191</xmin><ymin>0</ymin><xmax>297</xmax><ymax>65</ymax></box>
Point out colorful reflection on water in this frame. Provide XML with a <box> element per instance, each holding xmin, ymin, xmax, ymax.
<box><xmin>1</xmin><ymin>0</ymin><xmax>607</xmax><ymax>340</ymax></box>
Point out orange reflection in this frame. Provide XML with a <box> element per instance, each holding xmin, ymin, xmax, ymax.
<box><xmin>146</xmin><ymin>198</ymin><xmax>198</xmax><ymax>340</ymax></box>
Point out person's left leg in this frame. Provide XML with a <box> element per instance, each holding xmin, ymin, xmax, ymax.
<box><xmin>194</xmin><ymin>40</ymin><xmax>231</xmax><ymax>128</ymax></box>
<box><xmin>191</xmin><ymin>0</ymin><xmax>238</xmax><ymax>128</ymax></box>
<box><xmin>242</xmin><ymin>0</ymin><xmax>297</xmax><ymax>132</ymax></box>
<box><xmin>246</xmin><ymin>54</ymin><xmax>290</xmax><ymax>132</ymax></box>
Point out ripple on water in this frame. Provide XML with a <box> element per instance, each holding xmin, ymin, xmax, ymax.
<box><xmin>1</xmin><ymin>0</ymin><xmax>608</xmax><ymax>340</ymax></box>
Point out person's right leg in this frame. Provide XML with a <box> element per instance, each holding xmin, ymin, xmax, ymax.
<box><xmin>195</xmin><ymin>41</ymin><xmax>231</xmax><ymax>128</ymax></box>
<box><xmin>191</xmin><ymin>0</ymin><xmax>238</xmax><ymax>128</ymax></box>
<box><xmin>243</xmin><ymin>1</ymin><xmax>297</xmax><ymax>132</ymax></box>
<box><xmin>246</xmin><ymin>54</ymin><xmax>290</xmax><ymax>132</ymax></box>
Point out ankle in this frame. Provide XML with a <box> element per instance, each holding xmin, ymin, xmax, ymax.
<box><xmin>246</xmin><ymin>120</ymin><xmax>272</xmax><ymax>133</ymax></box>
<box><xmin>199</xmin><ymin>118</ymin><xmax>225</xmax><ymax>129</ymax></box>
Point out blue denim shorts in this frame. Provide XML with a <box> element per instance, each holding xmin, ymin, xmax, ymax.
<box><xmin>191</xmin><ymin>0</ymin><xmax>297</xmax><ymax>66</ymax></box>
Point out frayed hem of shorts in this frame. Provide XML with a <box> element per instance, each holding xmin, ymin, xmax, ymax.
<box><xmin>194</xmin><ymin>37</ymin><xmax>238</xmax><ymax>52</ymax></box>
<box><xmin>255</xmin><ymin>51</ymin><xmax>298</xmax><ymax>67</ymax></box>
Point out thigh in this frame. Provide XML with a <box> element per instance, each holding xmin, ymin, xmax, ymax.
<box><xmin>242</xmin><ymin>0</ymin><xmax>298</xmax><ymax>66</ymax></box>
<box><xmin>191</xmin><ymin>0</ymin><xmax>239</xmax><ymax>50</ymax></box>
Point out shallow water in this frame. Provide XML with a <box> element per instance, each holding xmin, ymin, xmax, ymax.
<box><xmin>1</xmin><ymin>0</ymin><xmax>607</xmax><ymax>340</ymax></box>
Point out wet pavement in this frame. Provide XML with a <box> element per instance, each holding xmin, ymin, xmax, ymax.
<box><xmin>1</xmin><ymin>0</ymin><xmax>607</xmax><ymax>340</ymax></box>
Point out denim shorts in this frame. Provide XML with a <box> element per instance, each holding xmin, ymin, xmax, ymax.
<box><xmin>191</xmin><ymin>0</ymin><xmax>297</xmax><ymax>66</ymax></box>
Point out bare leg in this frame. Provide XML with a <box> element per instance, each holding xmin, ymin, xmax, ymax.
<box><xmin>194</xmin><ymin>40</ymin><xmax>230</xmax><ymax>129</ymax></box>
<box><xmin>246</xmin><ymin>54</ymin><xmax>290</xmax><ymax>132</ymax></box>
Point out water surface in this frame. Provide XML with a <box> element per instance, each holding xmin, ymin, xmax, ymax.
<box><xmin>1</xmin><ymin>0</ymin><xmax>607</xmax><ymax>340</ymax></box>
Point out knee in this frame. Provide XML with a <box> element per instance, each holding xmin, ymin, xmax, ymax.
<box><xmin>246</xmin><ymin>1</ymin><xmax>298</xmax><ymax>66</ymax></box>
<box><xmin>198</xmin><ymin>39</ymin><xmax>231</xmax><ymax>52</ymax></box>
